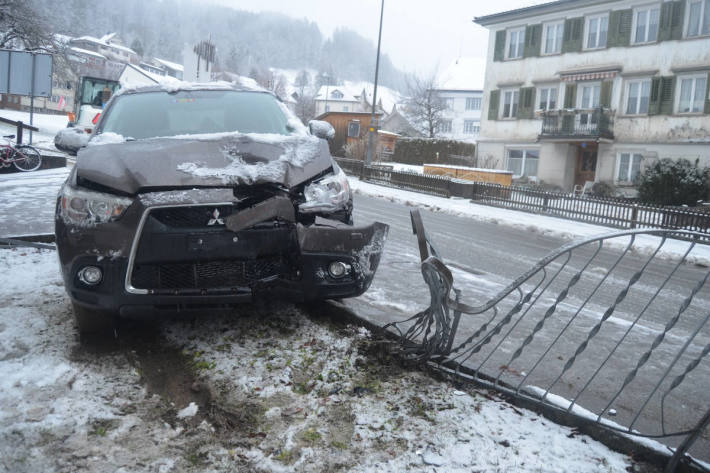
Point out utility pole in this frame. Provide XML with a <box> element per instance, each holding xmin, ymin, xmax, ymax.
<box><xmin>366</xmin><ymin>0</ymin><xmax>385</xmax><ymax>165</ymax></box>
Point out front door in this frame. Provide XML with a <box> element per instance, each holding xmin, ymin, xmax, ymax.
<box><xmin>575</xmin><ymin>145</ymin><xmax>597</xmax><ymax>187</ymax></box>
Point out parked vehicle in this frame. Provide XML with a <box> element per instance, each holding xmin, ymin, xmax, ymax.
<box><xmin>54</xmin><ymin>76</ymin><xmax>120</xmax><ymax>155</ymax></box>
<box><xmin>54</xmin><ymin>84</ymin><xmax>388</xmax><ymax>334</ymax></box>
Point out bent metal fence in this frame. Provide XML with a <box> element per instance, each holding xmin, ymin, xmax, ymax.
<box><xmin>335</xmin><ymin>158</ymin><xmax>710</xmax><ymax>238</ymax></box>
<box><xmin>387</xmin><ymin>210</ymin><xmax>710</xmax><ymax>472</ymax></box>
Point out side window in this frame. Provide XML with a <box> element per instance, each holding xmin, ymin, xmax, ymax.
<box><xmin>506</xmin><ymin>27</ymin><xmax>525</xmax><ymax>59</ymax></box>
<box><xmin>347</xmin><ymin>120</ymin><xmax>360</xmax><ymax>137</ymax></box>
<box><xmin>585</xmin><ymin>14</ymin><xmax>609</xmax><ymax>49</ymax></box>
<box><xmin>616</xmin><ymin>153</ymin><xmax>643</xmax><ymax>182</ymax></box>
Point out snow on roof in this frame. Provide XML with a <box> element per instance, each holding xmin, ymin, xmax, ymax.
<box><xmin>68</xmin><ymin>46</ymin><xmax>107</xmax><ymax>60</ymax></box>
<box><xmin>437</xmin><ymin>57</ymin><xmax>486</xmax><ymax>91</ymax></box>
<box><xmin>154</xmin><ymin>58</ymin><xmax>184</xmax><ymax>72</ymax></box>
<box><xmin>72</xmin><ymin>35</ymin><xmax>137</xmax><ymax>56</ymax></box>
<box><xmin>315</xmin><ymin>82</ymin><xmax>402</xmax><ymax>113</ymax></box>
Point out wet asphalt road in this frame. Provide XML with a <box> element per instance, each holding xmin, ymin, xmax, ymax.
<box><xmin>0</xmin><ymin>168</ymin><xmax>708</xmax><ymax>459</ymax></box>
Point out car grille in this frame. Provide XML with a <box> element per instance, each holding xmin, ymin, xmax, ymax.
<box><xmin>150</xmin><ymin>205</ymin><xmax>236</xmax><ymax>228</ymax></box>
<box><xmin>131</xmin><ymin>257</ymin><xmax>287</xmax><ymax>290</ymax></box>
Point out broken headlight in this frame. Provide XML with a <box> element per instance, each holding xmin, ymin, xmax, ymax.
<box><xmin>299</xmin><ymin>167</ymin><xmax>351</xmax><ymax>213</ymax></box>
<box><xmin>59</xmin><ymin>184</ymin><xmax>133</xmax><ymax>225</ymax></box>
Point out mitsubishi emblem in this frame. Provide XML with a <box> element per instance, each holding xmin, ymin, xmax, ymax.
<box><xmin>207</xmin><ymin>208</ymin><xmax>225</xmax><ymax>226</ymax></box>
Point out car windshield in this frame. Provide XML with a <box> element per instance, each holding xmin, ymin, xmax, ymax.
<box><xmin>98</xmin><ymin>89</ymin><xmax>291</xmax><ymax>140</ymax></box>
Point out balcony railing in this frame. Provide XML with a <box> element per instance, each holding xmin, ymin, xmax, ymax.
<box><xmin>538</xmin><ymin>107</ymin><xmax>614</xmax><ymax>141</ymax></box>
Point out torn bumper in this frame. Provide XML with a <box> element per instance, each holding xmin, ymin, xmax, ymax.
<box><xmin>58</xmin><ymin>205</ymin><xmax>388</xmax><ymax>316</ymax></box>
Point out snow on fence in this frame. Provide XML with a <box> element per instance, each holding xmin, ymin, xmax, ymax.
<box><xmin>335</xmin><ymin>158</ymin><xmax>710</xmax><ymax>240</ymax></box>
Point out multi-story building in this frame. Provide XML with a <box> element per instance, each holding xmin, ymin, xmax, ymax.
<box><xmin>69</xmin><ymin>34</ymin><xmax>139</xmax><ymax>65</ymax></box>
<box><xmin>435</xmin><ymin>58</ymin><xmax>484</xmax><ymax>142</ymax></box>
<box><xmin>474</xmin><ymin>0</ymin><xmax>710</xmax><ymax>192</ymax></box>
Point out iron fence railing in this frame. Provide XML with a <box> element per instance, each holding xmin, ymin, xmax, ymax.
<box><xmin>539</xmin><ymin>107</ymin><xmax>614</xmax><ymax>140</ymax></box>
<box><xmin>387</xmin><ymin>210</ymin><xmax>710</xmax><ymax>472</ymax></box>
<box><xmin>335</xmin><ymin>158</ymin><xmax>710</xmax><ymax>240</ymax></box>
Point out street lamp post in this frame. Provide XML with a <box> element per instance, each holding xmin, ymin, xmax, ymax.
<box><xmin>366</xmin><ymin>0</ymin><xmax>385</xmax><ymax>166</ymax></box>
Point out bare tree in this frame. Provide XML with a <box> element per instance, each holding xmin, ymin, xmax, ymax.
<box><xmin>0</xmin><ymin>0</ymin><xmax>56</xmax><ymax>51</ymax></box>
<box><xmin>404</xmin><ymin>74</ymin><xmax>447</xmax><ymax>138</ymax></box>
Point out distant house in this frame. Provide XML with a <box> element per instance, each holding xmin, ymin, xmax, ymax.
<box><xmin>380</xmin><ymin>104</ymin><xmax>422</xmax><ymax>137</ymax></box>
<box><xmin>69</xmin><ymin>33</ymin><xmax>139</xmax><ymax>65</ymax></box>
<box><xmin>153</xmin><ymin>58</ymin><xmax>184</xmax><ymax>80</ymax></box>
<box><xmin>315</xmin><ymin>87</ymin><xmax>361</xmax><ymax>115</ymax></box>
<box><xmin>316</xmin><ymin>110</ymin><xmax>386</xmax><ymax>156</ymax></box>
<box><xmin>433</xmin><ymin>58</ymin><xmax>485</xmax><ymax>142</ymax></box>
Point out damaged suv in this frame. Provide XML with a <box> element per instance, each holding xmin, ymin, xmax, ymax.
<box><xmin>55</xmin><ymin>84</ymin><xmax>388</xmax><ymax>333</ymax></box>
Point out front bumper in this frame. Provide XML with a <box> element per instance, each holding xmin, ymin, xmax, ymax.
<box><xmin>55</xmin><ymin>191</ymin><xmax>388</xmax><ymax>317</ymax></box>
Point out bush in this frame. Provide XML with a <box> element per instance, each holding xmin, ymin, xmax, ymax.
<box><xmin>590</xmin><ymin>181</ymin><xmax>616</xmax><ymax>198</ymax></box>
<box><xmin>637</xmin><ymin>158</ymin><xmax>709</xmax><ymax>206</ymax></box>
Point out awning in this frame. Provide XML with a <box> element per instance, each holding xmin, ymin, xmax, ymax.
<box><xmin>561</xmin><ymin>70</ymin><xmax>619</xmax><ymax>82</ymax></box>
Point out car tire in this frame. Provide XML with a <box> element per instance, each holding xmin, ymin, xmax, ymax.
<box><xmin>72</xmin><ymin>302</ymin><xmax>115</xmax><ymax>337</ymax></box>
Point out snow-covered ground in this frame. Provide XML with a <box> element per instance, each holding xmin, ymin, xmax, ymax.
<box><xmin>0</xmin><ymin>108</ymin><xmax>68</xmax><ymax>150</ymax></box>
<box><xmin>0</xmin><ymin>247</ymin><xmax>642</xmax><ymax>472</ymax></box>
<box><xmin>349</xmin><ymin>177</ymin><xmax>710</xmax><ymax>266</ymax></box>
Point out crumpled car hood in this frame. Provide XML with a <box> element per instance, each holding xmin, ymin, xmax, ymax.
<box><xmin>75</xmin><ymin>134</ymin><xmax>333</xmax><ymax>195</ymax></box>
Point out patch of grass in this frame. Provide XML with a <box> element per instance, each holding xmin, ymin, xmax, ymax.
<box><xmin>92</xmin><ymin>426</ymin><xmax>107</xmax><ymax>437</ymax></box>
<box><xmin>275</xmin><ymin>449</ymin><xmax>295</xmax><ymax>464</ymax></box>
<box><xmin>293</xmin><ymin>382</ymin><xmax>312</xmax><ymax>395</ymax></box>
<box><xmin>330</xmin><ymin>440</ymin><xmax>348</xmax><ymax>450</ymax></box>
<box><xmin>192</xmin><ymin>359</ymin><xmax>216</xmax><ymax>371</ymax></box>
<box><xmin>301</xmin><ymin>428</ymin><xmax>321</xmax><ymax>444</ymax></box>
<box><xmin>185</xmin><ymin>451</ymin><xmax>207</xmax><ymax>466</ymax></box>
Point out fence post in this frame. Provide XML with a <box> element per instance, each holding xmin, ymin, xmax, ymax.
<box><xmin>630</xmin><ymin>205</ymin><xmax>638</xmax><ymax>229</ymax></box>
<box><xmin>543</xmin><ymin>195</ymin><xmax>549</xmax><ymax>212</ymax></box>
<box><xmin>16</xmin><ymin>121</ymin><xmax>23</xmax><ymax>145</ymax></box>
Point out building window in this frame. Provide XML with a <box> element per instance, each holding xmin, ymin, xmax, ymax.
<box><xmin>501</xmin><ymin>89</ymin><xmax>519</xmax><ymax>118</ymax></box>
<box><xmin>617</xmin><ymin>153</ymin><xmax>643</xmax><ymax>183</ymax></box>
<box><xmin>343</xmin><ymin>106</ymin><xmax>349</xmax><ymax>112</ymax></box>
<box><xmin>687</xmin><ymin>0</ymin><xmax>710</xmax><ymax>37</ymax></box>
<box><xmin>443</xmin><ymin>97</ymin><xmax>455</xmax><ymax>110</ymax></box>
<box><xmin>438</xmin><ymin>120</ymin><xmax>452</xmax><ymax>133</ymax></box>
<box><xmin>506</xmin><ymin>27</ymin><xmax>525</xmax><ymax>59</ymax></box>
<box><xmin>633</xmin><ymin>6</ymin><xmax>660</xmax><ymax>43</ymax></box>
<box><xmin>676</xmin><ymin>74</ymin><xmax>707</xmax><ymax>113</ymax></box>
<box><xmin>465</xmin><ymin>97</ymin><xmax>481</xmax><ymax>110</ymax></box>
<box><xmin>537</xmin><ymin>86</ymin><xmax>558</xmax><ymax>110</ymax></box>
<box><xmin>464</xmin><ymin>120</ymin><xmax>480</xmax><ymax>134</ymax></box>
<box><xmin>626</xmin><ymin>79</ymin><xmax>651</xmax><ymax>114</ymax></box>
<box><xmin>543</xmin><ymin>22</ymin><xmax>564</xmax><ymax>54</ymax></box>
<box><xmin>331</xmin><ymin>90</ymin><xmax>343</xmax><ymax>99</ymax></box>
<box><xmin>325</xmin><ymin>104</ymin><xmax>330</xmax><ymax>112</ymax></box>
<box><xmin>347</xmin><ymin>120</ymin><xmax>361</xmax><ymax>137</ymax></box>
<box><xmin>507</xmin><ymin>149</ymin><xmax>539</xmax><ymax>178</ymax></box>
<box><xmin>585</xmin><ymin>14</ymin><xmax>609</xmax><ymax>49</ymax></box>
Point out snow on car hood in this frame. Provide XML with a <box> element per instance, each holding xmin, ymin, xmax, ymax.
<box><xmin>75</xmin><ymin>133</ymin><xmax>333</xmax><ymax>194</ymax></box>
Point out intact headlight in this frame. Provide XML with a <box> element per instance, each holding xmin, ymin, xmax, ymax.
<box><xmin>59</xmin><ymin>184</ymin><xmax>133</xmax><ymax>226</ymax></box>
<box><xmin>299</xmin><ymin>167</ymin><xmax>351</xmax><ymax>213</ymax></box>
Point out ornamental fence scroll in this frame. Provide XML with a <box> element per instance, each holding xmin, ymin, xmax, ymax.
<box><xmin>334</xmin><ymin>158</ymin><xmax>710</xmax><ymax>240</ymax></box>
<box><xmin>386</xmin><ymin>210</ymin><xmax>710</xmax><ymax>472</ymax></box>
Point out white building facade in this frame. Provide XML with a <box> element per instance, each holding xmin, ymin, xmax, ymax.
<box><xmin>475</xmin><ymin>0</ymin><xmax>710</xmax><ymax>192</ymax></box>
<box><xmin>435</xmin><ymin>89</ymin><xmax>483</xmax><ymax>142</ymax></box>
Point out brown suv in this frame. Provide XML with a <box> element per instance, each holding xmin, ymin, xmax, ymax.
<box><xmin>55</xmin><ymin>84</ymin><xmax>387</xmax><ymax>334</ymax></box>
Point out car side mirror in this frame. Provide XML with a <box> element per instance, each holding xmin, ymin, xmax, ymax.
<box><xmin>308</xmin><ymin>120</ymin><xmax>335</xmax><ymax>141</ymax></box>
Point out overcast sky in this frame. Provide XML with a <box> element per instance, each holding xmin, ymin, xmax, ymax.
<box><xmin>210</xmin><ymin>0</ymin><xmax>549</xmax><ymax>74</ymax></box>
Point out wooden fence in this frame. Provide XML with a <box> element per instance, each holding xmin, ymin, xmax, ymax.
<box><xmin>335</xmin><ymin>158</ymin><xmax>710</xmax><ymax>239</ymax></box>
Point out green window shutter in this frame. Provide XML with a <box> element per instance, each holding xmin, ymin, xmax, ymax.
<box><xmin>488</xmin><ymin>89</ymin><xmax>500</xmax><ymax>120</ymax></box>
<box><xmin>517</xmin><ymin>87</ymin><xmax>535</xmax><ymax>119</ymax></box>
<box><xmin>562</xmin><ymin>18</ymin><xmax>583</xmax><ymax>53</ymax></box>
<box><xmin>523</xmin><ymin>24</ymin><xmax>542</xmax><ymax>57</ymax></box>
<box><xmin>648</xmin><ymin>77</ymin><xmax>662</xmax><ymax>115</ymax></box>
<box><xmin>704</xmin><ymin>73</ymin><xmax>710</xmax><ymax>114</ymax></box>
<box><xmin>659</xmin><ymin>1</ymin><xmax>685</xmax><ymax>41</ymax></box>
<box><xmin>608</xmin><ymin>9</ymin><xmax>632</xmax><ymax>47</ymax></box>
<box><xmin>659</xmin><ymin>76</ymin><xmax>676</xmax><ymax>115</ymax></box>
<box><xmin>563</xmin><ymin>83</ymin><xmax>577</xmax><ymax>108</ymax></box>
<box><xmin>600</xmin><ymin>80</ymin><xmax>613</xmax><ymax>108</ymax></box>
<box><xmin>493</xmin><ymin>30</ymin><xmax>506</xmax><ymax>61</ymax></box>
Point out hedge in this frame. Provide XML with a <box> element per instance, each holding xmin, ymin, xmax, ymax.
<box><xmin>389</xmin><ymin>138</ymin><xmax>476</xmax><ymax>166</ymax></box>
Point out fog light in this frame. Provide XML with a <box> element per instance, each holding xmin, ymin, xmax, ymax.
<box><xmin>78</xmin><ymin>266</ymin><xmax>103</xmax><ymax>285</ymax></box>
<box><xmin>328</xmin><ymin>261</ymin><xmax>348</xmax><ymax>278</ymax></box>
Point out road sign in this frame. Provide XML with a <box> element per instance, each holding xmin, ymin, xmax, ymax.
<box><xmin>0</xmin><ymin>49</ymin><xmax>53</xmax><ymax>97</ymax></box>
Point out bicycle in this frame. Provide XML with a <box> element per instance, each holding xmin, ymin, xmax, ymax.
<box><xmin>0</xmin><ymin>134</ymin><xmax>42</xmax><ymax>172</ymax></box>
